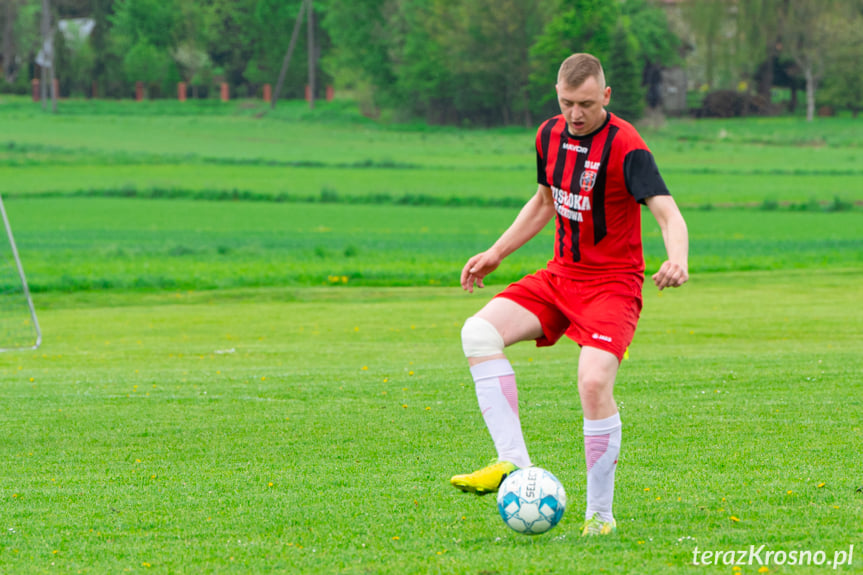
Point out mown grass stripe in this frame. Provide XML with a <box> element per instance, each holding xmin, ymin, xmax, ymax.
<box><xmin>5</xmin><ymin>140</ymin><xmax>863</xmax><ymax>177</ymax></box>
<box><xmin>4</xmin><ymin>187</ymin><xmax>860</xmax><ymax>212</ymax></box>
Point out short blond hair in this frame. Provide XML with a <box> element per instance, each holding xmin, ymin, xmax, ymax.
<box><xmin>557</xmin><ymin>53</ymin><xmax>606</xmax><ymax>89</ymax></box>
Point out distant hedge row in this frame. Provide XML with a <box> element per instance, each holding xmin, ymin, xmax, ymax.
<box><xmin>7</xmin><ymin>187</ymin><xmax>858</xmax><ymax>212</ymax></box>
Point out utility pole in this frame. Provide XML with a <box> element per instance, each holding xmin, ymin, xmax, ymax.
<box><xmin>50</xmin><ymin>17</ymin><xmax>56</xmax><ymax>113</ymax></box>
<box><xmin>307</xmin><ymin>0</ymin><xmax>315</xmax><ymax>109</ymax></box>
<box><xmin>2</xmin><ymin>0</ymin><xmax>16</xmax><ymax>82</ymax></box>
<box><xmin>270</xmin><ymin>0</ymin><xmax>307</xmax><ymax>111</ymax></box>
<box><xmin>40</xmin><ymin>0</ymin><xmax>48</xmax><ymax>108</ymax></box>
<box><xmin>40</xmin><ymin>0</ymin><xmax>56</xmax><ymax>112</ymax></box>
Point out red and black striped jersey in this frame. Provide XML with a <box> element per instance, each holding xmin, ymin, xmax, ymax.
<box><xmin>535</xmin><ymin>111</ymin><xmax>670</xmax><ymax>281</ymax></box>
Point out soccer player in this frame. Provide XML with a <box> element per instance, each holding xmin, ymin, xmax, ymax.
<box><xmin>450</xmin><ymin>53</ymin><xmax>689</xmax><ymax>536</ymax></box>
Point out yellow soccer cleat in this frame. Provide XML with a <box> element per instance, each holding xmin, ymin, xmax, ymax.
<box><xmin>581</xmin><ymin>513</ymin><xmax>617</xmax><ymax>536</ymax></box>
<box><xmin>450</xmin><ymin>460</ymin><xmax>517</xmax><ymax>496</ymax></box>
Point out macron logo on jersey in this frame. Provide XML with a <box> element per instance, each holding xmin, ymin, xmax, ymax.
<box><xmin>563</xmin><ymin>142</ymin><xmax>589</xmax><ymax>154</ymax></box>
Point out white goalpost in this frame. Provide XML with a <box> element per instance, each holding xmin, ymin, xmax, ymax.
<box><xmin>0</xmin><ymin>194</ymin><xmax>41</xmax><ymax>352</ymax></box>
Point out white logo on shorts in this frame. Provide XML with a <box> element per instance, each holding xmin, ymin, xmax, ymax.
<box><xmin>592</xmin><ymin>333</ymin><xmax>613</xmax><ymax>343</ymax></box>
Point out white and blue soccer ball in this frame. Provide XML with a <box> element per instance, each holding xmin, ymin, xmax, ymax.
<box><xmin>497</xmin><ymin>467</ymin><xmax>566</xmax><ymax>535</ymax></box>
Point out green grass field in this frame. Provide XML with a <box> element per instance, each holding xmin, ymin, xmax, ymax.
<box><xmin>0</xmin><ymin>97</ymin><xmax>861</xmax><ymax>573</ymax></box>
<box><xmin>1</xmin><ymin>198</ymin><xmax>861</xmax><ymax>293</ymax></box>
<box><xmin>2</xmin><ymin>272</ymin><xmax>861</xmax><ymax>573</ymax></box>
<box><xmin>2</xmin><ymin>96</ymin><xmax>862</xmax><ymax>208</ymax></box>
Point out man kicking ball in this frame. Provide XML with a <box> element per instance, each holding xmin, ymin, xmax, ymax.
<box><xmin>450</xmin><ymin>53</ymin><xmax>689</xmax><ymax>536</ymax></box>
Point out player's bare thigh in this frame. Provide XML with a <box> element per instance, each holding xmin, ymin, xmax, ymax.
<box><xmin>468</xmin><ymin>297</ymin><xmax>544</xmax><ymax>366</ymax></box>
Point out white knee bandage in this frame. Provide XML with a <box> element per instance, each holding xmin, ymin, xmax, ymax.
<box><xmin>461</xmin><ymin>316</ymin><xmax>505</xmax><ymax>358</ymax></box>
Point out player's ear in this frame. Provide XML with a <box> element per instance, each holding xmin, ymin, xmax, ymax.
<box><xmin>603</xmin><ymin>86</ymin><xmax>611</xmax><ymax>106</ymax></box>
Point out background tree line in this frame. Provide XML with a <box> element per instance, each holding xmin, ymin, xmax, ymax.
<box><xmin>1</xmin><ymin>0</ymin><xmax>328</xmax><ymax>101</ymax></box>
<box><xmin>1</xmin><ymin>0</ymin><xmax>862</xmax><ymax>123</ymax></box>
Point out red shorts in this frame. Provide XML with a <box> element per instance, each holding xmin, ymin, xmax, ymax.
<box><xmin>495</xmin><ymin>269</ymin><xmax>643</xmax><ymax>361</ymax></box>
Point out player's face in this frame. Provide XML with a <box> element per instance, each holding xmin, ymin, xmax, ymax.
<box><xmin>556</xmin><ymin>76</ymin><xmax>611</xmax><ymax>136</ymax></box>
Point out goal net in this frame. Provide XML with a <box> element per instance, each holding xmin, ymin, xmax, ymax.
<box><xmin>0</xmin><ymin>194</ymin><xmax>41</xmax><ymax>351</ymax></box>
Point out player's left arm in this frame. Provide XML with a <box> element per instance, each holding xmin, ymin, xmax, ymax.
<box><xmin>645</xmin><ymin>195</ymin><xmax>689</xmax><ymax>290</ymax></box>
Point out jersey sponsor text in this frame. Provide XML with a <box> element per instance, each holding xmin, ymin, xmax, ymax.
<box><xmin>552</xmin><ymin>185</ymin><xmax>591</xmax><ymax>221</ymax></box>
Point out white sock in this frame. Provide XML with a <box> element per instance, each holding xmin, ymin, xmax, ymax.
<box><xmin>583</xmin><ymin>413</ymin><xmax>622</xmax><ymax>522</ymax></box>
<box><xmin>470</xmin><ymin>359</ymin><xmax>532</xmax><ymax>469</ymax></box>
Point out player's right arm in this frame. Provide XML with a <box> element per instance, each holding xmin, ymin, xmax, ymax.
<box><xmin>461</xmin><ymin>184</ymin><xmax>555</xmax><ymax>293</ymax></box>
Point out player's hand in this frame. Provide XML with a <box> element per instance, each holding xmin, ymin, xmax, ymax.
<box><xmin>652</xmin><ymin>260</ymin><xmax>688</xmax><ymax>291</ymax></box>
<box><xmin>461</xmin><ymin>250</ymin><xmax>502</xmax><ymax>293</ymax></box>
